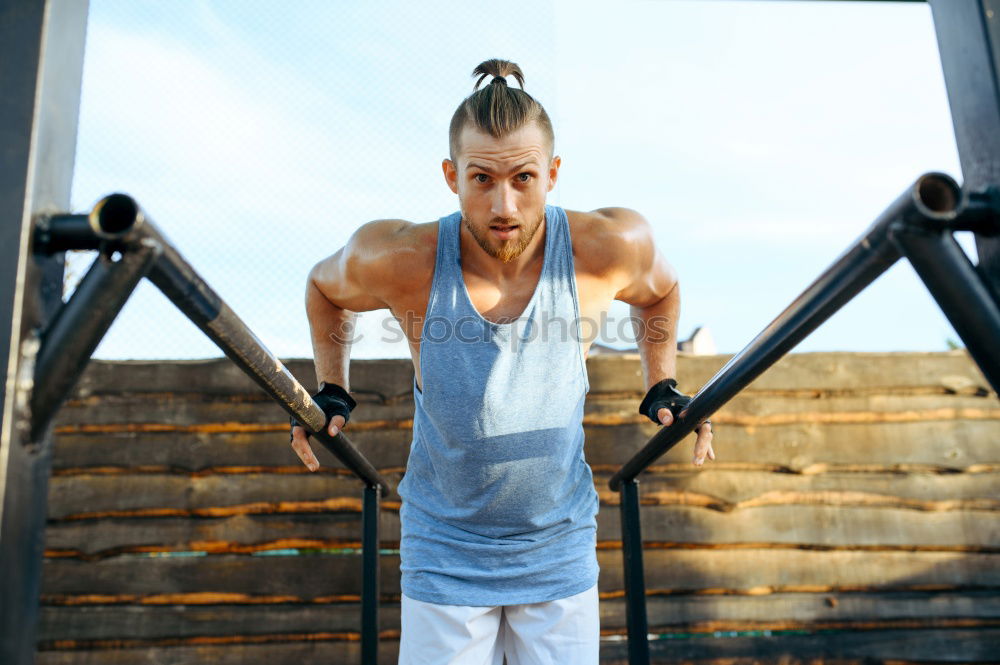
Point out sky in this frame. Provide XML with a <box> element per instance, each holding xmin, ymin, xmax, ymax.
<box><xmin>68</xmin><ymin>0</ymin><xmax>970</xmax><ymax>361</ymax></box>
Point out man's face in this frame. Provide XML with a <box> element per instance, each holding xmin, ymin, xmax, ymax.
<box><xmin>443</xmin><ymin>122</ymin><xmax>560</xmax><ymax>264</ymax></box>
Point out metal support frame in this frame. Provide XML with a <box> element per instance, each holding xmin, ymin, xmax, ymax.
<box><xmin>361</xmin><ymin>483</ymin><xmax>382</xmax><ymax>665</ymax></box>
<box><xmin>0</xmin><ymin>2</ymin><xmax>89</xmax><ymax>663</ymax></box>
<box><xmin>30</xmin><ymin>239</ymin><xmax>162</xmax><ymax>440</ymax></box>
<box><xmin>620</xmin><ymin>479</ymin><xmax>650</xmax><ymax>665</ymax></box>
<box><xmin>34</xmin><ymin>194</ymin><xmax>390</xmax><ymax>494</ymax></box>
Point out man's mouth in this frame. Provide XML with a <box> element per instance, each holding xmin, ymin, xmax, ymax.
<box><xmin>490</xmin><ymin>223</ymin><xmax>519</xmax><ymax>237</ymax></box>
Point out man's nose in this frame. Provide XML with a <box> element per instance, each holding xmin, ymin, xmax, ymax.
<box><xmin>491</xmin><ymin>183</ymin><xmax>517</xmax><ymax>219</ymax></box>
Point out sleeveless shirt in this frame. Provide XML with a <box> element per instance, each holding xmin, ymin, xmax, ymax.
<box><xmin>396</xmin><ymin>204</ymin><xmax>600</xmax><ymax>607</ymax></box>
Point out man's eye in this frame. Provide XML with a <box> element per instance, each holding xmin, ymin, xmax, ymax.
<box><xmin>475</xmin><ymin>174</ymin><xmax>489</xmax><ymax>183</ymax></box>
<box><xmin>517</xmin><ymin>173</ymin><xmax>532</xmax><ymax>182</ymax></box>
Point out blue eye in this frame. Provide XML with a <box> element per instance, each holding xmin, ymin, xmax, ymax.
<box><xmin>475</xmin><ymin>174</ymin><xmax>489</xmax><ymax>183</ymax></box>
<box><xmin>517</xmin><ymin>173</ymin><xmax>532</xmax><ymax>182</ymax></box>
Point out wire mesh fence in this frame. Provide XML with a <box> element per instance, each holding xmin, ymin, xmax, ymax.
<box><xmin>68</xmin><ymin>0</ymin><xmax>963</xmax><ymax>360</ymax></box>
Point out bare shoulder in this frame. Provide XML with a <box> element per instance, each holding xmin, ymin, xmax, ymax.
<box><xmin>310</xmin><ymin>218</ymin><xmax>438</xmax><ymax>305</ymax></box>
<box><xmin>566</xmin><ymin>207</ymin><xmax>656</xmax><ymax>278</ymax></box>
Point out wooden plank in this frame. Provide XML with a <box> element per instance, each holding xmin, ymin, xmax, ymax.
<box><xmin>39</xmin><ymin>550</ymin><xmax>1000</xmax><ymax>599</ymax></box>
<box><xmin>42</xmin><ymin>504</ymin><xmax>1000</xmax><ymax>559</ymax></box>
<box><xmin>35</xmin><ymin>591</ymin><xmax>1000</xmax><ymax>641</ymax></box>
<box><xmin>33</xmin><ymin>630</ymin><xmax>1000</xmax><ymax>665</ymax></box>
<box><xmin>580</xmin><ymin>419</ymin><xmax>1000</xmax><ymax>468</ymax></box>
<box><xmin>46</xmin><ymin>469</ymin><xmax>1000</xmax><ymax>520</ymax></box>
<box><xmin>37</xmin><ymin>641</ymin><xmax>401</xmax><ymax>665</ymax></box>
<box><xmin>619</xmin><ymin>591</ymin><xmax>1000</xmax><ymax>631</ymax></box>
<box><xmin>51</xmin><ymin>387</ymin><xmax>999</xmax><ymax>430</ymax></box>
<box><xmin>71</xmin><ymin>358</ymin><xmax>417</xmax><ymax>400</ymax></box>
<box><xmin>69</xmin><ymin>351</ymin><xmax>994</xmax><ymax>397</ymax></box>
<box><xmin>628</xmin><ymin>628</ymin><xmax>1000</xmax><ymax>663</ymax></box>
<box><xmin>49</xmin><ymin>418</ymin><xmax>1000</xmax><ymax>471</ymax></box>
<box><xmin>37</xmin><ymin>604</ymin><xmax>396</xmax><ymax>640</ymax></box>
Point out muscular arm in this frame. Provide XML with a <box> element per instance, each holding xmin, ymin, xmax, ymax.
<box><xmin>596</xmin><ymin>207</ymin><xmax>680</xmax><ymax>391</ymax></box>
<box><xmin>291</xmin><ymin>219</ymin><xmax>421</xmax><ymax>472</ymax></box>
<box><xmin>306</xmin><ymin>219</ymin><xmax>409</xmax><ymax>389</ymax></box>
<box><xmin>595</xmin><ymin>207</ymin><xmax>714</xmax><ymax>466</ymax></box>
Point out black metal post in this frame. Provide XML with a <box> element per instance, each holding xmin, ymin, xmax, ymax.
<box><xmin>30</xmin><ymin>239</ymin><xmax>162</xmax><ymax>439</ymax></box>
<box><xmin>621</xmin><ymin>478</ymin><xmax>650</xmax><ymax>665</ymax></box>
<box><xmin>610</xmin><ymin>172</ymin><xmax>961</xmax><ymax>491</ymax></box>
<box><xmin>361</xmin><ymin>483</ymin><xmax>381</xmax><ymax>665</ymax></box>
<box><xmin>888</xmin><ymin>220</ymin><xmax>1000</xmax><ymax>394</ymax></box>
<box><xmin>929</xmin><ymin>0</ymin><xmax>1000</xmax><ymax>304</ymax></box>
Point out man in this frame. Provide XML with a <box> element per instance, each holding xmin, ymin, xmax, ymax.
<box><xmin>290</xmin><ymin>58</ymin><xmax>715</xmax><ymax>664</ymax></box>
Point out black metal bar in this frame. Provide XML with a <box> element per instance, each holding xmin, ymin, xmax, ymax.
<box><xmin>30</xmin><ymin>239</ymin><xmax>162</xmax><ymax>439</ymax></box>
<box><xmin>888</xmin><ymin>219</ymin><xmax>1000</xmax><ymax>395</ymax></box>
<box><xmin>929</xmin><ymin>0</ymin><xmax>1000</xmax><ymax>304</ymax></box>
<box><xmin>361</xmin><ymin>483</ymin><xmax>381</xmax><ymax>665</ymax></box>
<box><xmin>621</xmin><ymin>479</ymin><xmax>650</xmax><ymax>665</ymax></box>
<box><xmin>610</xmin><ymin>172</ymin><xmax>961</xmax><ymax>491</ymax></box>
<box><xmin>37</xmin><ymin>194</ymin><xmax>391</xmax><ymax>493</ymax></box>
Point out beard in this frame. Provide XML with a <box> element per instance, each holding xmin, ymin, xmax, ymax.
<box><xmin>461</xmin><ymin>210</ymin><xmax>545</xmax><ymax>264</ymax></box>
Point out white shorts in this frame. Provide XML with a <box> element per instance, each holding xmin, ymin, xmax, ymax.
<box><xmin>398</xmin><ymin>583</ymin><xmax>600</xmax><ymax>665</ymax></box>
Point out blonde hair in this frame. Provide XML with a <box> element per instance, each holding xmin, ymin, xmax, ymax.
<box><xmin>448</xmin><ymin>59</ymin><xmax>554</xmax><ymax>162</ymax></box>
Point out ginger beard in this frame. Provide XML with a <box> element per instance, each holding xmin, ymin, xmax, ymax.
<box><xmin>461</xmin><ymin>210</ymin><xmax>545</xmax><ymax>264</ymax></box>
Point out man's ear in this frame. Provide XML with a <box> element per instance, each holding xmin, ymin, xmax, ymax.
<box><xmin>442</xmin><ymin>159</ymin><xmax>459</xmax><ymax>194</ymax></box>
<box><xmin>546</xmin><ymin>155</ymin><xmax>562</xmax><ymax>192</ymax></box>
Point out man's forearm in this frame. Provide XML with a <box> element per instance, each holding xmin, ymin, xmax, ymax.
<box><xmin>631</xmin><ymin>282</ymin><xmax>679</xmax><ymax>391</ymax></box>
<box><xmin>306</xmin><ymin>277</ymin><xmax>355</xmax><ymax>390</ymax></box>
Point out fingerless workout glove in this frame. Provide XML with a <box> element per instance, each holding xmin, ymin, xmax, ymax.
<box><xmin>289</xmin><ymin>381</ymin><xmax>357</xmax><ymax>440</ymax></box>
<box><xmin>638</xmin><ymin>377</ymin><xmax>691</xmax><ymax>425</ymax></box>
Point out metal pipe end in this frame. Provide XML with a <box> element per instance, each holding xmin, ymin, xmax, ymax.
<box><xmin>89</xmin><ymin>193</ymin><xmax>145</xmax><ymax>239</ymax></box>
<box><xmin>914</xmin><ymin>172</ymin><xmax>962</xmax><ymax>219</ymax></box>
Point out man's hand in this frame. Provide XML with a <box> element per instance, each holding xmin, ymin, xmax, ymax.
<box><xmin>290</xmin><ymin>415</ymin><xmax>346</xmax><ymax>472</ymax></box>
<box><xmin>289</xmin><ymin>382</ymin><xmax>357</xmax><ymax>472</ymax></box>
<box><xmin>639</xmin><ymin>377</ymin><xmax>715</xmax><ymax>467</ymax></box>
<box><xmin>657</xmin><ymin>408</ymin><xmax>715</xmax><ymax>467</ymax></box>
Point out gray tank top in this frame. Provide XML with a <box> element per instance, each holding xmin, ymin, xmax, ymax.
<box><xmin>396</xmin><ymin>204</ymin><xmax>599</xmax><ymax>606</ymax></box>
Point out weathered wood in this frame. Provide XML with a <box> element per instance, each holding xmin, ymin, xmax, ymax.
<box><xmin>627</xmin><ymin>628</ymin><xmax>1000</xmax><ymax>663</ymax></box>
<box><xmin>37</xmin><ymin>604</ymin><xmax>398</xmax><ymax>640</ymax></box>
<box><xmin>33</xmin><ymin>629</ymin><xmax>1000</xmax><ymax>664</ymax></box>
<box><xmin>50</xmin><ymin>417</ymin><xmax>1000</xmax><ymax>471</ymax></box>
<box><xmin>37</xmin><ymin>640</ymin><xmax>402</xmax><ymax>665</ymax></box>
<box><xmin>69</xmin><ymin>351</ymin><xmax>994</xmax><ymax>397</ymax></box>
<box><xmin>41</xmin><ymin>505</ymin><xmax>1000</xmax><ymax>559</ymax></box>
<box><xmin>35</xmin><ymin>591</ymin><xmax>1000</xmax><ymax>642</ymax></box>
<box><xmin>71</xmin><ymin>358</ymin><xmax>417</xmax><ymax>400</ymax></box>
<box><xmin>45</xmin><ymin>470</ymin><xmax>1000</xmax><ymax>522</ymax></box>
<box><xmin>39</xmin><ymin>550</ymin><xmax>1000</xmax><ymax>599</ymax></box>
<box><xmin>51</xmin><ymin>387</ymin><xmax>999</xmax><ymax>431</ymax></box>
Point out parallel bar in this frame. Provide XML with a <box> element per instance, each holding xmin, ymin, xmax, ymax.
<box><xmin>609</xmin><ymin>172</ymin><xmax>961</xmax><ymax>491</ymax></box>
<box><xmin>30</xmin><ymin>239</ymin><xmax>162</xmax><ymax>440</ymax></box>
<box><xmin>621</xmin><ymin>479</ymin><xmax>650</xmax><ymax>665</ymax></box>
<box><xmin>889</xmin><ymin>221</ymin><xmax>1000</xmax><ymax>395</ymax></box>
<box><xmin>361</xmin><ymin>483</ymin><xmax>381</xmax><ymax>665</ymax></box>
<box><xmin>38</xmin><ymin>195</ymin><xmax>390</xmax><ymax>493</ymax></box>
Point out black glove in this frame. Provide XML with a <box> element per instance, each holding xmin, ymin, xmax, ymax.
<box><xmin>638</xmin><ymin>378</ymin><xmax>711</xmax><ymax>432</ymax></box>
<box><xmin>289</xmin><ymin>381</ymin><xmax>357</xmax><ymax>441</ymax></box>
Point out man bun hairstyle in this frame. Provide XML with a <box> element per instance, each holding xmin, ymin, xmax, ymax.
<box><xmin>449</xmin><ymin>58</ymin><xmax>554</xmax><ymax>162</ymax></box>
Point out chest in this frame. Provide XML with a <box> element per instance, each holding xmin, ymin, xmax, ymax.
<box><xmin>461</xmin><ymin>265</ymin><xmax>543</xmax><ymax>324</ymax></box>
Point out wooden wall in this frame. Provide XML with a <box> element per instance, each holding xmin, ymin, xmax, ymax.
<box><xmin>35</xmin><ymin>351</ymin><xmax>1000</xmax><ymax>664</ymax></box>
